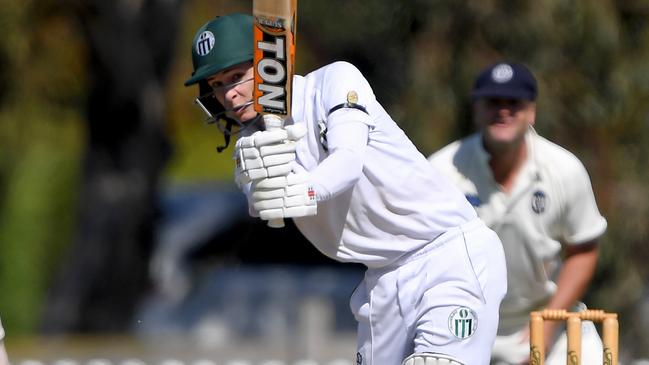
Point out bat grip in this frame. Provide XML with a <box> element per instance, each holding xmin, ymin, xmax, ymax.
<box><xmin>264</xmin><ymin>114</ymin><xmax>286</xmax><ymax>229</ymax></box>
<box><xmin>267</xmin><ymin>218</ymin><xmax>285</xmax><ymax>228</ymax></box>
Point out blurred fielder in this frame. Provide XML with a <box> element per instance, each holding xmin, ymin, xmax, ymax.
<box><xmin>185</xmin><ymin>13</ymin><xmax>507</xmax><ymax>365</ymax></box>
<box><xmin>429</xmin><ymin>62</ymin><xmax>607</xmax><ymax>364</ymax></box>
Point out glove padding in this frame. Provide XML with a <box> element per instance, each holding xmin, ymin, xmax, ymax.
<box><xmin>252</xmin><ymin>172</ymin><xmax>317</xmax><ymax>220</ymax></box>
<box><xmin>234</xmin><ymin>122</ymin><xmax>307</xmax><ymax>187</ymax></box>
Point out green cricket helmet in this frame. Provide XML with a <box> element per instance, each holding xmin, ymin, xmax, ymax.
<box><xmin>185</xmin><ymin>13</ymin><xmax>254</xmax><ymax>86</ymax></box>
<box><xmin>185</xmin><ymin>13</ymin><xmax>258</xmax><ymax>152</ymax></box>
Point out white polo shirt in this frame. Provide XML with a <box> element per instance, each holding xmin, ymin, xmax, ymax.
<box><xmin>283</xmin><ymin>61</ymin><xmax>478</xmax><ymax>268</ymax></box>
<box><xmin>429</xmin><ymin>129</ymin><xmax>607</xmax><ymax>333</ymax></box>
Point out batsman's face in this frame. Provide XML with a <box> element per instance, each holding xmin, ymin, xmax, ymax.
<box><xmin>473</xmin><ymin>98</ymin><xmax>536</xmax><ymax>148</ymax></box>
<box><xmin>207</xmin><ymin>62</ymin><xmax>256</xmax><ymax>122</ymax></box>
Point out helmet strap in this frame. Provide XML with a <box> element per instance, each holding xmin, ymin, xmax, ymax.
<box><xmin>216</xmin><ymin>120</ymin><xmax>233</xmax><ymax>153</ymax></box>
<box><xmin>215</xmin><ymin>114</ymin><xmax>262</xmax><ymax>153</ymax></box>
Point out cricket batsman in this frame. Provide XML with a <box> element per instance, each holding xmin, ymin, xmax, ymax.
<box><xmin>185</xmin><ymin>13</ymin><xmax>507</xmax><ymax>364</ymax></box>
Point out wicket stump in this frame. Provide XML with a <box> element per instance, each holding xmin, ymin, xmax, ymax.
<box><xmin>529</xmin><ymin>309</ymin><xmax>618</xmax><ymax>365</ymax></box>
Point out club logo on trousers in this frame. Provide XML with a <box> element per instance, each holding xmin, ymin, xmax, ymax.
<box><xmin>448</xmin><ymin>306</ymin><xmax>477</xmax><ymax>339</ymax></box>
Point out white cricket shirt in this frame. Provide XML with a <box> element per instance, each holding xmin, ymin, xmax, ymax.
<box><xmin>429</xmin><ymin>130</ymin><xmax>607</xmax><ymax>333</ymax></box>
<box><xmin>285</xmin><ymin>61</ymin><xmax>477</xmax><ymax>268</ymax></box>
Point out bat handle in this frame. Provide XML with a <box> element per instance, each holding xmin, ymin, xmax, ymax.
<box><xmin>267</xmin><ymin>218</ymin><xmax>285</xmax><ymax>228</ymax></box>
<box><xmin>264</xmin><ymin>114</ymin><xmax>286</xmax><ymax>229</ymax></box>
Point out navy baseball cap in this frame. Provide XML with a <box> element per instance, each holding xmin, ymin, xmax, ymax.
<box><xmin>471</xmin><ymin>62</ymin><xmax>538</xmax><ymax>101</ymax></box>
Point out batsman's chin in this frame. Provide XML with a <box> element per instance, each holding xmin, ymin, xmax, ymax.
<box><xmin>240</xmin><ymin>113</ymin><xmax>261</xmax><ymax>125</ymax></box>
<box><xmin>230</xmin><ymin>105</ymin><xmax>257</xmax><ymax>123</ymax></box>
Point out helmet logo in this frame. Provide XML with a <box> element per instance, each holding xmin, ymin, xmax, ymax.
<box><xmin>196</xmin><ymin>31</ymin><xmax>215</xmax><ymax>56</ymax></box>
<box><xmin>491</xmin><ymin>63</ymin><xmax>514</xmax><ymax>83</ymax></box>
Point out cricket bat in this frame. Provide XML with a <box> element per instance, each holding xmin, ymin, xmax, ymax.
<box><xmin>253</xmin><ymin>0</ymin><xmax>297</xmax><ymax>228</ymax></box>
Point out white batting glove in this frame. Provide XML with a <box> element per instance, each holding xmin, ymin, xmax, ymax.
<box><xmin>251</xmin><ymin>171</ymin><xmax>317</xmax><ymax>220</ymax></box>
<box><xmin>233</xmin><ymin>122</ymin><xmax>306</xmax><ymax>188</ymax></box>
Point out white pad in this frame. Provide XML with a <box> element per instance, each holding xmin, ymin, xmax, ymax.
<box><xmin>401</xmin><ymin>353</ymin><xmax>465</xmax><ymax>365</ymax></box>
<box><xmin>263</xmin><ymin>114</ymin><xmax>284</xmax><ymax>129</ymax></box>
<box><xmin>260</xmin><ymin>141</ymin><xmax>297</xmax><ymax>156</ymax></box>
<box><xmin>260</xmin><ymin>205</ymin><xmax>317</xmax><ymax>220</ymax></box>
<box><xmin>235</xmin><ymin>130</ymin><xmax>296</xmax><ymax>184</ymax></box>
<box><xmin>253</xmin><ymin>197</ymin><xmax>284</xmax><ymax>211</ymax></box>
<box><xmin>262</xmin><ymin>115</ymin><xmax>307</xmax><ymax>142</ymax></box>
<box><xmin>262</xmin><ymin>153</ymin><xmax>295</xmax><ymax>166</ymax></box>
<box><xmin>254</xmin><ymin>129</ymin><xmax>288</xmax><ymax>147</ymax></box>
<box><xmin>286</xmin><ymin>172</ymin><xmax>310</xmax><ymax>186</ymax></box>
<box><xmin>254</xmin><ymin>176</ymin><xmax>289</xmax><ymax>189</ymax></box>
<box><xmin>285</xmin><ymin>123</ymin><xmax>307</xmax><ymax>141</ymax></box>
<box><xmin>252</xmin><ymin>185</ymin><xmax>316</xmax><ymax>211</ymax></box>
<box><xmin>285</xmin><ymin>191</ymin><xmax>311</xmax><ymax>207</ymax></box>
<box><xmin>236</xmin><ymin>134</ymin><xmax>256</xmax><ymax>148</ymax></box>
<box><xmin>266</xmin><ymin>163</ymin><xmax>293</xmax><ymax>178</ymax></box>
<box><xmin>240</xmin><ymin>147</ymin><xmax>260</xmax><ymax>159</ymax></box>
<box><xmin>259</xmin><ymin>208</ymin><xmax>284</xmax><ymax>220</ymax></box>
<box><xmin>251</xmin><ymin>188</ymin><xmax>285</xmax><ymax>200</ymax></box>
<box><xmin>243</xmin><ymin>156</ymin><xmax>264</xmax><ymax>169</ymax></box>
<box><xmin>284</xmin><ymin>205</ymin><xmax>317</xmax><ymax>218</ymax></box>
<box><xmin>253</xmin><ymin>171</ymin><xmax>317</xmax><ymax>220</ymax></box>
<box><xmin>246</xmin><ymin>167</ymin><xmax>268</xmax><ymax>180</ymax></box>
<box><xmin>285</xmin><ymin>182</ymin><xmax>309</xmax><ymax>197</ymax></box>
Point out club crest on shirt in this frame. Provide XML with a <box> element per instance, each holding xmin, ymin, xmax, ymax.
<box><xmin>347</xmin><ymin>90</ymin><xmax>359</xmax><ymax>104</ymax></box>
<box><xmin>531</xmin><ymin>190</ymin><xmax>547</xmax><ymax>214</ymax></box>
<box><xmin>448</xmin><ymin>306</ymin><xmax>478</xmax><ymax>339</ymax></box>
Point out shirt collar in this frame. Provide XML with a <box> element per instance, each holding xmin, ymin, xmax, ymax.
<box><xmin>524</xmin><ymin>127</ymin><xmax>541</xmax><ymax>181</ymax></box>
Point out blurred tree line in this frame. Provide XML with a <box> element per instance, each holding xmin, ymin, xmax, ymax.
<box><xmin>0</xmin><ymin>0</ymin><xmax>648</xmax><ymax>359</ymax></box>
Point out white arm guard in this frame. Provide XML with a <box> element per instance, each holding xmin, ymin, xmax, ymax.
<box><xmin>401</xmin><ymin>353</ymin><xmax>466</xmax><ymax>365</ymax></box>
<box><xmin>309</xmin><ymin>111</ymin><xmax>369</xmax><ymax>201</ymax></box>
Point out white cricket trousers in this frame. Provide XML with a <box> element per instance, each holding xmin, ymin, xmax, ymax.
<box><xmin>351</xmin><ymin>219</ymin><xmax>508</xmax><ymax>365</ymax></box>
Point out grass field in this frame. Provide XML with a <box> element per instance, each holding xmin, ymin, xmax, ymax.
<box><xmin>6</xmin><ymin>333</ymin><xmax>357</xmax><ymax>365</ymax></box>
